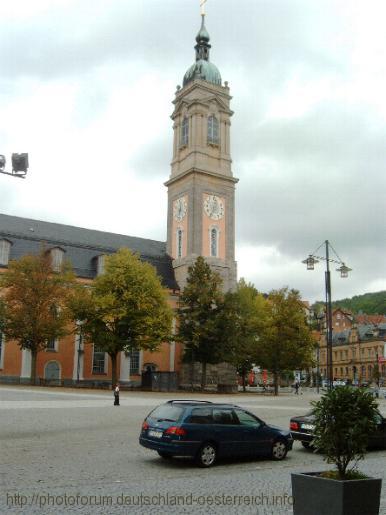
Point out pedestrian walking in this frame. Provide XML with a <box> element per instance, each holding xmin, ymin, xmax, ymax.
<box><xmin>294</xmin><ymin>381</ymin><xmax>299</xmax><ymax>395</ymax></box>
<box><xmin>114</xmin><ymin>384</ymin><xmax>120</xmax><ymax>406</ymax></box>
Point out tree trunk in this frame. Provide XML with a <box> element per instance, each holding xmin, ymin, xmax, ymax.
<box><xmin>201</xmin><ymin>361</ymin><xmax>207</xmax><ymax>391</ymax></box>
<box><xmin>30</xmin><ymin>349</ymin><xmax>38</xmax><ymax>385</ymax></box>
<box><xmin>273</xmin><ymin>370</ymin><xmax>279</xmax><ymax>396</ymax></box>
<box><xmin>110</xmin><ymin>352</ymin><xmax>118</xmax><ymax>389</ymax></box>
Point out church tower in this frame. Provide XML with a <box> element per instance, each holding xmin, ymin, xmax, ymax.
<box><xmin>165</xmin><ymin>12</ymin><xmax>238</xmax><ymax>291</ymax></box>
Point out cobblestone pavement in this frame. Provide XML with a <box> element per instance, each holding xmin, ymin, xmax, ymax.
<box><xmin>1</xmin><ymin>386</ymin><xmax>385</xmax><ymax>515</ymax></box>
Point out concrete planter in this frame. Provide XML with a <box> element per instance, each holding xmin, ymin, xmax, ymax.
<box><xmin>291</xmin><ymin>472</ymin><xmax>382</xmax><ymax>515</ymax></box>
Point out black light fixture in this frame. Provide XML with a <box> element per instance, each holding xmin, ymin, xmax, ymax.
<box><xmin>0</xmin><ymin>152</ymin><xmax>29</xmax><ymax>178</ymax></box>
<box><xmin>302</xmin><ymin>255</ymin><xmax>319</xmax><ymax>270</ymax></box>
<box><xmin>302</xmin><ymin>240</ymin><xmax>351</xmax><ymax>390</ymax></box>
<box><xmin>337</xmin><ymin>263</ymin><xmax>352</xmax><ymax>278</ymax></box>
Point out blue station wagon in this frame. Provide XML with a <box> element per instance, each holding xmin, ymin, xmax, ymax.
<box><xmin>139</xmin><ymin>400</ymin><xmax>293</xmax><ymax>467</ymax></box>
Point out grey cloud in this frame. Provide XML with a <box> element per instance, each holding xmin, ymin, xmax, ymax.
<box><xmin>129</xmin><ymin>136</ymin><xmax>171</xmax><ymax>180</ymax></box>
<box><xmin>234</xmin><ymin>101</ymin><xmax>386</xmax><ymax>287</ymax></box>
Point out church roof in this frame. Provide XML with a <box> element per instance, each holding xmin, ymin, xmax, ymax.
<box><xmin>0</xmin><ymin>213</ymin><xmax>179</xmax><ymax>289</ymax></box>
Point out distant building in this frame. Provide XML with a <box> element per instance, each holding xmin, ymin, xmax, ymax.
<box><xmin>318</xmin><ymin>323</ymin><xmax>386</xmax><ymax>383</ymax></box>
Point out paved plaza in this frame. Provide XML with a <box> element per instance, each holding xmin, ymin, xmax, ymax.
<box><xmin>1</xmin><ymin>386</ymin><xmax>385</xmax><ymax>515</ymax></box>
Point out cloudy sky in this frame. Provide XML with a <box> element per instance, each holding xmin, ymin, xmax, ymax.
<box><xmin>1</xmin><ymin>0</ymin><xmax>385</xmax><ymax>303</ymax></box>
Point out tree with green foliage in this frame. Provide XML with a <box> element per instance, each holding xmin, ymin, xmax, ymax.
<box><xmin>220</xmin><ymin>279</ymin><xmax>268</xmax><ymax>391</ymax></box>
<box><xmin>69</xmin><ymin>248</ymin><xmax>173</xmax><ymax>387</ymax></box>
<box><xmin>311</xmin><ymin>387</ymin><xmax>379</xmax><ymax>479</ymax></box>
<box><xmin>313</xmin><ymin>290</ymin><xmax>386</xmax><ymax>316</ymax></box>
<box><xmin>257</xmin><ymin>287</ymin><xmax>315</xmax><ymax>395</ymax></box>
<box><xmin>0</xmin><ymin>251</ymin><xmax>76</xmax><ymax>384</ymax></box>
<box><xmin>177</xmin><ymin>256</ymin><xmax>224</xmax><ymax>390</ymax></box>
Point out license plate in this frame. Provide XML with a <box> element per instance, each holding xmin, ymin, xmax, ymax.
<box><xmin>301</xmin><ymin>423</ymin><xmax>315</xmax><ymax>430</ymax></box>
<box><xmin>148</xmin><ymin>430</ymin><xmax>163</xmax><ymax>438</ymax></box>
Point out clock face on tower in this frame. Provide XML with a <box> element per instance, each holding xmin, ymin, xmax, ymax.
<box><xmin>204</xmin><ymin>194</ymin><xmax>224</xmax><ymax>220</ymax></box>
<box><xmin>173</xmin><ymin>197</ymin><xmax>187</xmax><ymax>221</ymax></box>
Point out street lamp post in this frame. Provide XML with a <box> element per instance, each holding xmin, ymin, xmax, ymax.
<box><xmin>316</xmin><ymin>342</ymin><xmax>320</xmax><ymax>394</ymax></box>
<box><xmin>303</xmin><ymin>240</ymin><xmax>351</xmax><ymax>390</ymax></box>
<box><xmin>76</xmin><ymin>321</ymin><xmax>84</xmax><ymax>384</ymax></box>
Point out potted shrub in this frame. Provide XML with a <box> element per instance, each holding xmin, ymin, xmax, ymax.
<box><xmin>291</xmin><ymin>386</ymin><xmax>382</xmax><ymax>515</ymax></box>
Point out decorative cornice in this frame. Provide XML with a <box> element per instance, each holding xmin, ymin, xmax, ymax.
<box><xmin>165</xmin><ymin>167</ymin><xmax>238</xmax><ymax>187</ymax></box>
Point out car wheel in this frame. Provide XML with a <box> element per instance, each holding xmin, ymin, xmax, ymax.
<box><xmin>271</xmin><ymin>439</ymin><xmax>288</xmax><ymax>460</ymax></box>
<box><xmin>196</xmin><ymin>442</ymin><xmax>217</xmax><ymax>467</ymax></box>
<box><xmin>157</xmin><ymin>451</ymin><xmax>172</xmax><ymax>459</ymax></box>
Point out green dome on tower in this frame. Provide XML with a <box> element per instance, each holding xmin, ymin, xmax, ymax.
<box><xmin>183</xmin><ymin>60</ymin><xmax>222</xmax><ymax>87</ymax></box>
<box><xmin>183</xmin><ymin>15</ymin><xmax>222</xmax><ymax>87</ymax></box>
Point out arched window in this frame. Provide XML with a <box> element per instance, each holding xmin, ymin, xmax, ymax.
<box><xmin>176</xmin><ymin>228</ymin><xmax>183</xmax><ymax>258</ymax></box>
<box><xmin>181</xmin><ymin>117</ymin><xmax>189</xmax><ymax>147</ymax></box>
<box><xmin>96</xmin><ymin>254</ymin><xmax>105</xmax><ymax>276</ymax></box>
<box><xmin>0</xmin><ymin>239</ymin><xmax>11</xmax><ymax>266</ymax></box>
<box><xmin>207</xmin><ymin>115</ymin><xmax>219</xmax><ymax>145</ymax></box>
<box><xmin>210</xmin><ymin>227</ymin><xmax>219</xmax><ymax>257</ymax></box>
<box><xmin>0</xmin><ymin>331</ymin><xmax>4</xmax><ymax>369</ymax></box>
<box><xmin>50</xmin><ymin>247</ymin><xmax>64</xmax><ymax>272</ymax></box>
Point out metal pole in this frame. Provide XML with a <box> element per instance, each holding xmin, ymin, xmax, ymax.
<box><xmin>77</xmin><ymin>327</ymin><xmax>82</xmax><ymax>384</ymax></box>
<box><xmin>316</xmin><ymin>343</ymin><xmax>320</xmax><ymax>394</ymax></box>
<box><xmin>325</xmin><ymin>240</ymin><xmax>333</xmax><ymax>390</ymax></box>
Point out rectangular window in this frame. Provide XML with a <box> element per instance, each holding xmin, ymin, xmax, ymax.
<box><xmin>46</xmin><ymin>338</ymin><xmax>57</xmax><ymax>352</ymax></box>
<box><xmin>92</xmin><ymin>345</ymin><xmax>106</xmax><ymax>374</ymax></box>
<box><xmin>129</xmin><ymin>350</ymin><xmax>140</xmax><ymax>375</ymax></box>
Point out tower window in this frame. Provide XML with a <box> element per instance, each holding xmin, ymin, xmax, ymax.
<box><xmin>181</xmin><ymin>117</ymin><xmax>189</xmax><ymax>147</ymax></box>
<box><xmin>177</xmin><ymin>228</ymin><xmax>183</xmax><ymax>258</ymax></box>
<box><xmin>0</xmin><ymin>239</ymin><xmax>11</xmax><ymax>266</ymax></box>
<box><xmin>210</xmin><ymin>227</ymin><xmax>219</xmax><ymax>257</ymax></box>
<box><xmin>207</xmin><ymin>115</ymin><xmax>219</xmax><ymax>145</ymax></box>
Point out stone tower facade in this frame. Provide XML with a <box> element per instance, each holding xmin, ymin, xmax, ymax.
<box><xmin>165</xmin><ymin>15</ymin><xmax>238</xmax><ymax>291</ymax></box>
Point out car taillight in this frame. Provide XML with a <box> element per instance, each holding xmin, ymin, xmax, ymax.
<box><xmin>164</xmin><ymin>426</ymin><xmax>187</xmax><ymax>436</ymax></box>
<box><xmin>290</xmin><ymin>421</ymin><xmax>299</xmax><ymax>431</ymax></box>
<box><xmin>142</xmin><ymin>421</ymin><xmax>149</xmax><ymax>430</ymax></box>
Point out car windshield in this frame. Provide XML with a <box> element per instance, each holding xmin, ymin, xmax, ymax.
<box><xmin>148</xmin><ymin>405</ymin><xmax>184</xmax><ymax>422</ymax></box>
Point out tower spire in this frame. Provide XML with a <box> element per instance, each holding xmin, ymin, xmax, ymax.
<box><xmin>195</xmin><ymin>4</ymin><xmax>211</xmax><ymax>61</ymax></box>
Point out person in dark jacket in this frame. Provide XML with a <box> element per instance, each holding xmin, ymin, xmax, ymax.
<box><xmin>114</xmin><ymin>384</ymin><xmax>120</xmax><ymax>406</ymax></box>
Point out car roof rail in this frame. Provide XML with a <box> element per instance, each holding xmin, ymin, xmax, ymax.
<box><xmin>166</xmin><ymin>399</ymin><xmax>213</xmax><ymax>404</ymax></box>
